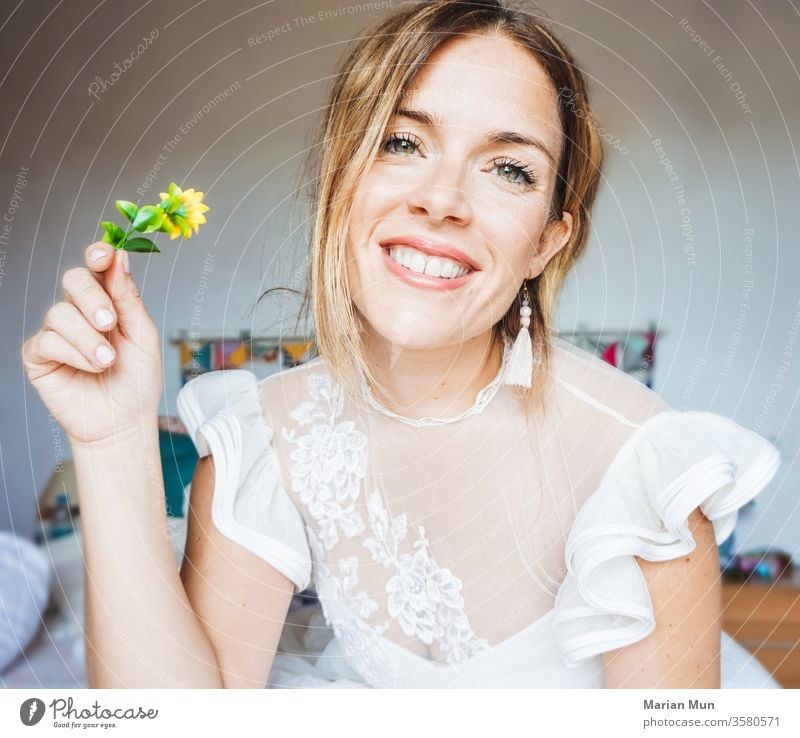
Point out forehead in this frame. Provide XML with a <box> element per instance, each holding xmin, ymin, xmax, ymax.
<box><xmin>399</xmin><ymin>33</ymin><xmax>562</xmax><ymax>150</ymax></box>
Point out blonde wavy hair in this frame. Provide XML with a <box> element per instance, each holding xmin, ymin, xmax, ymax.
<box><xmin>266</xmin><ymin>0</ymin><xmax>604</xmax><ymax>415</ymax></box>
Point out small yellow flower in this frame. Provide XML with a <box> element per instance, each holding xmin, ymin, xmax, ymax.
<box><xmin>159</xmin><ymin>183</ymin><xmax>210</xmax><ymax>240</ymax></box>
<box><xmin>103</xmin><ymin>181</ymin><xmax>209</xmax><ymax>252</ymax></box>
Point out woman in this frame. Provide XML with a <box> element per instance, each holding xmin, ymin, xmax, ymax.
<box><xmin>22</xmin><ymin>0</ymin><xmax>780</xmax><ymax>689</ymax></box>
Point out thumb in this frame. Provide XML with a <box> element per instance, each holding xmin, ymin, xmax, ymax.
<box><xmin>105</xmin><ymin>248</ymin><xmax>147</xmax><ymax>341</ymax></box>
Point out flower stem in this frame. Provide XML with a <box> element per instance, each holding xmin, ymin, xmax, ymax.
<box><xmin>116</xmin><ymin>225</ymin><xmax>136</xmax><ymax>250</ymax></box>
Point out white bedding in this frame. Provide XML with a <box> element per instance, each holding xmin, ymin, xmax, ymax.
<box><xmin>0</xmin><ymin>608</ymin><xmax>87</xmax><ymax>688</ymax></box>
<box><xmin>0</xmin><ymin>514</ymin><xmax>781</xmax><ymax>689</ymax></box>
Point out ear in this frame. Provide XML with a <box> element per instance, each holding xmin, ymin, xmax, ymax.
<box><xmin>527</xmin><ymin>211</ymin><xmax>574</xmax><ymax>280</ymax></box>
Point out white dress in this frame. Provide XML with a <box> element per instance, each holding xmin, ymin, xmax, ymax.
<box><xmin>176</xmin><ymin>335</ymin><xmax>782</xmax><ymax>688</ymax></box>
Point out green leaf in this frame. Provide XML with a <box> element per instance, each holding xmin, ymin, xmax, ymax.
<box><xmin>171</xmin><ymin>213</ymin><xmax>191</xmax><ymax>238</ymax></box>
<box><xmin>100</xmin><ymin>220</ymin><xmax>125</xmax><ymax>246</ymax></box>
<box><xmin>159</xmin><ymin>194</ymin><xmax>178</xmax><ymax>213</ymax></box>
<box><xmin>157</xmin><ymin>182</ymin><xmax>181</xmax><ymax>213</ymax></box>
<box><xmin>158</xmin><ymin>218</ymin><xmax>177</xmax><ymax>234</ymax></box>
<box><xmin>131</xmin><ymin>205</ymin><xmax>165</xmax><ymax>233</ymax></box>
<box><xmin>115</xmin><ymin>200</ymin><xmax>138</xmax><ymax>222</ymax></box>
<box><xmin>121</xmin><ymin>237</ymin><xmax>160</xmax><ymax>253</ymax></box>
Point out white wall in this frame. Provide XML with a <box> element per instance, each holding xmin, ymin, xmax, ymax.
<box><xmin>2</xmin><ymin>0</ymin><xmax>798</xmax><ymax>555</ymax></box>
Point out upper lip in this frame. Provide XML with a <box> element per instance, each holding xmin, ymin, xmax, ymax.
<box><xmin>379</xmin><ymin>235</ymin><xmax>481</xmax><ymax>271</ymax></box>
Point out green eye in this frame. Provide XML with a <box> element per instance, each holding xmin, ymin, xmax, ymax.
<box><xmin>493</xmin><ymin>159</ymin><xmax>536</xmax><ymax>187</ymax></box>
<box><xmin>382</xmin><ymin>132</ymin><xmax>421</xmax><ymax>155</ymax></box>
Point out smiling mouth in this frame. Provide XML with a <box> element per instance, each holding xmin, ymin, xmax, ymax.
<box><xmin>384</xmin><ymin>245</ymin><xmax>473</xmax><ymax>279</ymax></box>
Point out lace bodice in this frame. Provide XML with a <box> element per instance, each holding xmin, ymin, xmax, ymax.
<box><xmin>176</xmin><ymin>335</ymin><xmax>781</xmax><ymax>687</ymax></box>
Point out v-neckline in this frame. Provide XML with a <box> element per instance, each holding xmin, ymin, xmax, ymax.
<box><xmin>362</xmin><ymin>410</ymin><xmax>690</xmax><ymax>675</ymax></box>
<box><xmin>374</xmin><ymin>608</ymin><xmax>557</xmax><ymax>673</ymax></box>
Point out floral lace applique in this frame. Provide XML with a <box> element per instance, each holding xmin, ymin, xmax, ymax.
<box><xmin>281</xmin><ymin>374</ymin><xmax>366</xmax><ymax>549</ymax></box>
<box><xmin>306</xmin><ymin>528</ymin><xmax>397</xmax><ymax>686</ymax></box>
<box><xmin>283</xmin><ymin>370</ymin><xmax>489</xmax><ymax>672</ymax></box>
<box><xmin>364</xmin><ymin>491</ymin><xmax>491</xmax><ymax>664</ymax></box>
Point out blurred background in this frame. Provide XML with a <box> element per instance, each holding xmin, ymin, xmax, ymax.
<box><xmin>1</xmin><ymin>0</ymin><xmax>798</xmax><ymax>687</ymax></box>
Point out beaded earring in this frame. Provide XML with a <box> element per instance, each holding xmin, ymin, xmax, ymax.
<box><xmin>503</xmin><ymin>282</ymin><xmax>533</xmax><ymax>388</ymax></box>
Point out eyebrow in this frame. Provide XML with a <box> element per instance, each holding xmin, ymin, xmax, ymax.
<box><xmin>393</xmin><ymin>108</ymin><xmax>556</xmax><ymax>167</ymax></box>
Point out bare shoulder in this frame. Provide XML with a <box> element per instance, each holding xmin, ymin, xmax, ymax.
<box><xmin>548</xmin><ymin>336</ymin><xmax>670</xmax><ymax>425</ymax></box>
<box><xmin>602</xmin><ymin>507</ymin><xmax>722</xmax><ymax>688</ymax></box>
<box><xmin>257</xmin><ymin>355</ymin><xmax>329</xmax><ymax>421</ymax></box>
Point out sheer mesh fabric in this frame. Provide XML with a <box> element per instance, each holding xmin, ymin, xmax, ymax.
<box><xmin>259</xmin><ymin>335</ymin><xmax>668</xmax><ymax>675</ymax></box>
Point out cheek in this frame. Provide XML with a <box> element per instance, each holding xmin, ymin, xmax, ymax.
<box><xmin>485</xmin><ymin>208</ymin><xmax>546</xmax><ymax>279</ymax></box>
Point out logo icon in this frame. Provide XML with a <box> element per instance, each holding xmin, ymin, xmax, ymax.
<box><xmin>20</xmin><ymin>698</ymin><xmax>45</xmax><ymax>726</ymax></box>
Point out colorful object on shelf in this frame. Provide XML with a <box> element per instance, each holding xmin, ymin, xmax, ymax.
<box><xmin>175</xmin><ymin>334</ymin><xmax>317</xmax><ymax>384</ymax></box>
<box><xmin>723</xmin><ymin>549</ymin><xmax>794</xmax><ymax>582</ymax></box>
<box><xmin>159</xmin><ymin>428</ymin><xmax>198</xmax><ymax>518</ymax></box>
<box><xmin>100</xmin><ymin>182</ymin><xmax>209</xmax><ymax>252</ymax></box>
<box><xmin>559</xmin><ymin>328</ymin><xmax>658</xmax><ymax>387</ymax></box>
<box><xmin>49</xmin><ymin>493</ymin><xmax>75</xmax><ymax>539</ymax></box>
<box><xmin>282</xmin><ymin>341</ymin><xmax>315</xmax><ymax>367</ymax></box>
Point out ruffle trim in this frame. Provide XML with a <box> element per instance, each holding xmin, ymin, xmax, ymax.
<box><xmin>553</xmin><ymin>410</ymin><xmax>781</xmax><ymax>667</ymax></box>
<box><xmin>176</xmin><ymin>370</ymin><xmax>312</xmax><ymax>592</ymax></box>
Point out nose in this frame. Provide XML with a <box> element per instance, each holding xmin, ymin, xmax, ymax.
<box><xmin>405</xmin><ymin>156</ymin><xmax>473</xmax><ymax>224</ymax></box>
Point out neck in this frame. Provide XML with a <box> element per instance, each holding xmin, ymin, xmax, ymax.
<box><xmin>361</xmin><ymin>328</ymin><xmax>504</xmax><ymax>419</ymax></box>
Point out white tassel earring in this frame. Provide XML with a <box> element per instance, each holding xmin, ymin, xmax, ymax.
<box><xmin>503</xmin><ymin>283</ymin><xmax>533</xmax><ymax>388</ymax></box>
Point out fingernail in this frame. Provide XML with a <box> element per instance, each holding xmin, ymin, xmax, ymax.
<box><xmin>95</xmin><ymin>308</ymin><xmax>115</xmax><ymax>327</ymax></box>
<box><xmin>122</xmin><ymin>250</ymin><xmax>130</xmax><ymax>274</ymax></box>
<box><xmin>95</xmin><ymin>344</ymin><xmax>115</xmax><ymax>365</ymax></box>
<box><xmin>90</xmin><ymin>249</ymin><xmax>106</xmax><ymax>263</ymax></box>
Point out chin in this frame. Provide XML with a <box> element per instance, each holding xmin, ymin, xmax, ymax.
<box><xmin>362</xmin><ymin>316</ymin><xmax>473</xmax><ymax>353</ymax></box>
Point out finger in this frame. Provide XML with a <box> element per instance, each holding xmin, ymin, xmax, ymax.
<box><xmin>23</xmin><ymin>329</ymin><xmax>102</xmax><ymax>375</ymax></box>
<box><xmin>104</xmin><ymin>247</ymin><xmax>151</xmax><ymax>343</ymax></box>
<box><xmin>62</xmin><ymin>266</ymin><xmax>117</xmax><ymax>333</ymax></box>
<box><xmin>84</xmin><ymin>241</ymin><xmax>115</xmax><ymax>275</ymax></box>
<box><xmin>43</xmin><ymin>301</ymin><xmax>117</xmax><ymax>370</ymax></box>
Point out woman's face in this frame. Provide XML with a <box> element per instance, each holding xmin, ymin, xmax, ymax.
<box><xmin>346</xmin><ymin>32</ymin><xmax>574</xmax><ymax>351</ymax></box>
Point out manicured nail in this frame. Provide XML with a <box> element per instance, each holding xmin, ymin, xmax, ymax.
<box><xmin>95</xmin><ymin>345</ymin><xmax>115</xmax><ymax>365</ymax></box>
<box><xmin>90</xmin><ymin>249</ymin><xmax>106</xmax><ymax>263</ymax></box>
<box><xmin>122</xmin><ymin>250</ymin><xmax>130</xmax><ymax>274</ymax></box>
<box><xmin>95</xmin><ymin>308</ymin><xmax>114</xmax><ymax>327</ymax></box>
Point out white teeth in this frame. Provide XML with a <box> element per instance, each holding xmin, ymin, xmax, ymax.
<box><xmin>409</xmin><ymin>251</ymin><xmax>426</xmax><ymax>274</ymax></box>
<box><xmin>424</xmin><ymin>257</ymin><xmax>446</xmax><ymax>277</ymax></box>
<box><xmin>387</xmin><ymin>246</ymin><xmax>470</xmax><ymax>279</ymax></box>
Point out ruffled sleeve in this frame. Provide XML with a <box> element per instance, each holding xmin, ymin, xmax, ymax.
<box><xmin>553</xmin><ymin>410</ymin><xmax>781</xmax><ymax>667</ymax></box>
<box><xmin>176</xmin><ymin>370</ymin><xmax>312</xmax><ymax>593</ymax></box>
